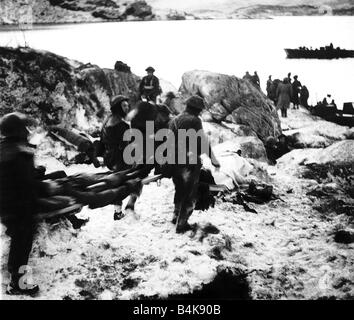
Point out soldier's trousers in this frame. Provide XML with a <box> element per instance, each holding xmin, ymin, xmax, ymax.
<box><xmin>3</xmin><ymin>219</ymin><xmax>35</xmax><ymax>278</ymax></box>
<box><xmin>172</xmin><ymin>164</ymin><xmax>201</xmax><ymax>233</ymax></box>
<box><xmin>281</xmin><ymin>107</ymin><xmax>288</xmax><ymax>117</ymax></box>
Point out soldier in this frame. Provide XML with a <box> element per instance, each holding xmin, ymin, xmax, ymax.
<box><xmin>167</xmin><ymin>96</ymin><xmax>220</xmax><ymax>233</ymax></box>
<box><xmin>251</xmin><ymin>71</ymin><xmax>260</xmax><ymax>89</ymax></box>
<box><xmin>139</xmin><ymin>66</ymin><xmax>161</xmax><ymax>103</ymax></box>
<box><xmin>0</xmin><ymin>112</ymin><xmax>59</xmax><ymax>295</ymax></box>
<box><xmin>243</xmin><ymin>71</ymin><xmax>252</xmax><ymax>82</ymax></box>
<box><xmin>266</xmin><ymin>75</ymin><xmax>272</xmax><ymax>98</ymax></box>
<box><xmin>276</xmin><ymin>78</ymin><xmax>293</xmax><ymax>118</ymax></box>
<box><xmin>100</xmin><ymin>95</ymin><xmax>131</xmax><ymax>220</ymax></box>
<box><xmin>291</xmin><ymin>75</ymin><xmax>302</xmax><ymax>109</ymax></box>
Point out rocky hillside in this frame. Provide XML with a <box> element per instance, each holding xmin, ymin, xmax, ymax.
<box><xmin>0</xmin><ymin>46</ymin><xmax>141</xmax><ymax>134</ymax></box>
<box><xmin>1</xmin><ymin>0</ymin><xmax>354</xmax><ymax>25</ymax></box>
<box><xmin>0</xmin><ymin>0</ymin><xmax>154</xmax><ymax>25</ymax></box>
<box><xmin>0</xmin><ymin>47</ymin><xmax>281</xmax><ymax>163</ymax></box>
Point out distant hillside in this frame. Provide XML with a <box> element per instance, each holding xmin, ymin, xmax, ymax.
<box><xmin>0</xmin><ymin>0</ymin><xmax>354</xmax><ymax>25</ymax></box>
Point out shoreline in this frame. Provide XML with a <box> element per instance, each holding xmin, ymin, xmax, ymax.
<box><xmin>2</xmin><ymin>14</ymin><xmax>354</xmax><ymax>28</ymax></box>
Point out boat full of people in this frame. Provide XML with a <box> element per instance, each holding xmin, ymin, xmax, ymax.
<box><xmin>309</xmin><ymin>97</ymin><xmax>354</xmax><ymax>127</ymax></box>
<box><xmin>285</xmin><ymin>43</ymin><xmax>354</xmax><ymax>59</ymax></box>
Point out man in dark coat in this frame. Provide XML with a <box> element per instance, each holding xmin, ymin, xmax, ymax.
<box><xmin>243</xmin><ymin>71</ymin><xmax>252</xmax><ymax>82</ymax></box>
<box><xmin>251</xmin><ymin>71</ymin><xmax>260</xmax><ymax>89</ymax></box>
<box><xmin>166</xmin><ymin>96</ymin><xmax>220</xmax><ymax>233</ymax></box>
<box><xmin>100</xmin><ymin>95</ymin><xmax>131</xmax><ymax>220</ymax></box>
<box><xmin>291</xmin><ymin>75</ymin><xmax>302</xmax><ymax>109</ymax></box>
<box><xmin>276</xmin><ymin>78</ymin><xmax>293</xmax><ymax>118</ymax></box>
<box><xmin>300</xmin><ymin>85</ymin><xmax>309</xmax><ymax>108</ymax></box>
<box><xmin>0</xmin><ymin>113</ymin><xmax>46</xmax><ymax>295</ymax></box>
<box><xmin>266</xmin><ymin>75</ymin><xmax>272</xmax><ymax>98</ymax></box>
<box><xmin>139</xmin><ymin>66</ymin><xmax>161</xmax><ymax>103</ymax></box>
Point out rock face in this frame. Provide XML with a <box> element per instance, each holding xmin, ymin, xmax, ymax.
<box><xmin>0</xmin><ymin>46</ymin><xmax>140</xmax><ymax>133</ymax></box>
<box><xmin>309</xmin><ymin>140</ymin><xmax>354</xmax><ymax>165</ymax></box>
<box><xmin>179</xmin><ymin>70</ymin><xmax>282</xmax><ymax>142</ymax></box>
<box><xmin>281</xmin><ymin>108</ymin><xmax>352</xmax><ymax>148</ymax></box>
<box><xmin>49</xmin><ymin>0</ymin><xmax>154</xmax><ymax>21</ymax></box>
<box><xmin>203</xmin><ymin>122</ymin><xmax>267</xmax><ymax>161</ymax></box>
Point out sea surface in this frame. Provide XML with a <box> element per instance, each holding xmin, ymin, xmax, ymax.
<box><xmin>1</xmin><ymin>16</ymin><xmax>354</xmax><ymax>108</ymax></box>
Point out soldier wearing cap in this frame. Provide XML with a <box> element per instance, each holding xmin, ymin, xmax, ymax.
<box><xmin>166</xmin><ymin>95</ymin><xmax>220</xmax><ymax>233</ymax></box>
<box><xmin>139</xmin><ymin>66</ymin><xmax>161</xmax><ymax>103</ymax></box>
<box><xmin>100</xmin><ymin>95</ymin><xmax>131</xmax><ymax>220</ymax></box>
<box><xmin>0</xmin><ymin>112</ymin><xmax>41</xmax><ymax>295</ymax></box>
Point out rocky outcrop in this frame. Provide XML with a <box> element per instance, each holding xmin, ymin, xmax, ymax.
<box><xmin>50</xmin><ymin>0</ymin><xmax>154</xmax><ymax>21</ymax></box>
<box><xmin>179</xmin><ymin>70</ymin><xmax>282</xmax><ymax>142</ymax></box>
<box><xmin>0</xmin><ymin>0</ymin><xmax>155</xmax><ymax>25</ymax></box>
<box><xmin>0</xmin><ymin>46</ymin><xmax>140</xmax><ymax>133</ymax></box>
<box><xmin>203</xmin><ymin>122</ymin><xmax>267</xmax><ymax>161</ymax></box>
<box><xmin>1</xmin><ymin>0</ymin><xmax>354</xmax><ymax>25</ymax></box>
<box><xmin>308</xmin><ymin>140</ymin><xmax>354</xmax><ymax>165</ymax></box>
<box><xmin>281</xmin><ymin>108</ymin><xmax>353</xmax><ymax>149</ymax></box>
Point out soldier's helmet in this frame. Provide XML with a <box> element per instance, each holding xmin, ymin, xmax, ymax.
<box><xmin>0</xmin><ymin>112</ymin><xmax>36</xmax><ymax>138</ymax></box>
<box><xmin>265</xmin><ymin>136</ymin><xmax>277</xmax><ymax>147</ymax></box>
<box><xmin>110</xmin><ymin>95</ymin><xmax>129</xmax><ymax>114</ymax></box>
<box><xmin>186</xmin><ymin>95</ymin><xmax>205</xmax><ymax>111</ymax></box>
<box><xmin>145</xmin><ymin>66</ymin><xmax>155</xmax><ymax>73</ymax></box>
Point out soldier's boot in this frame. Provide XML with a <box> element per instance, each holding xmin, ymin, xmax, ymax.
<box><xmin>67</xmin><ymin>215</ymin><xmax>89</xmax><ymax>229</ymax></box>
<box><xmin>113</xmin><ymin>204</ymin><xmax>125</xmax><ymax>221</ymax></box>
<box><xmin>176</xmin><ymin>206</ymin><xmax>194</xmax><ymax>233</ymax></box>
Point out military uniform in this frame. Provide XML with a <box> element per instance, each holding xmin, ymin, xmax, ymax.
<box><xmin>139</xmin><ymin>67</ymin><xmax>161</xmax><ymax>103</ymax></box>
<box><xmin>0</xmin><ymin>113</ymin><xmax>40</xmax><ymax>295</ymax></box>
<box><xmin>101</xmin><ymin>115</ymin><xmax>130</xmax><ymax>171</ymax></box>
<box><xmin>166</xmin><ymin>96</ymin><xmax>219</xmax><ymax>233</ymax></box>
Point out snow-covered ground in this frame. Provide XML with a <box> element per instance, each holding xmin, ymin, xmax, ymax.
<box><xmin>1</xmin><ymin>108</ymin><xmax>354</xmax><ymax>300</ymax></box>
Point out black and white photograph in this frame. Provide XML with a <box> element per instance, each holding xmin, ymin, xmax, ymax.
<box><xmin>0</xmin><ymin>0</ymin><xmax>354</xmax><ymax>305</ymax></box>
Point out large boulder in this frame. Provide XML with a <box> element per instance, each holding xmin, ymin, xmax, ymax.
<box><xmin>179</xmin><ymin>70</ymin><xmax>282</xmax><ymax>142</ymax></box>
<box><xmin>309</xmin><ymin>140</ymin><xmax>354</xmax><ymax>165</ymax></box>
<box><xmin>0</xmin><ymin>46</ymin><xmax>141</xmax><ymax>133</ymax></box>
<box><xmin>203</xmin><ymin>122</ymin><xmax>267</xmax><ymax>162</ymax></box>
<box><xmin>277</xmin><ymin>140</ymin><xmax>354</xmax><ymax>176</ymax></box>
<box><xmin>281</xmin><ymin>108</ymin><xmax>352</xmax><ymax>148</ymax></box>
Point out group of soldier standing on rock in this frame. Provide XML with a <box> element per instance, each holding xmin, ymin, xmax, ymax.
<box><xmin>266</xmin><ymin>73</ymin><xmax>309</xmax><ymax>117</ymax></box>
<box><xmin>243</xmin><ymin>70</ymin><xmax>310</xmax><ymax>118</ymax></box>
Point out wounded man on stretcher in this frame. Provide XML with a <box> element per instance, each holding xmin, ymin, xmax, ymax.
<box><xmin>33</xmin><ymin>166</ymin><xmax>148</xmax><ymax>223</ymax></box>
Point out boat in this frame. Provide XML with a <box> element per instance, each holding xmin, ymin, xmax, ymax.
<box><xmin>285</xmin><ymin>44</ymin><xmax>354</xmax><ymax>59</ymax></box>
<box><xmin>310</xmin><ymin>102</ymin><xmax>354</xmax><ymax>127</ymax></box>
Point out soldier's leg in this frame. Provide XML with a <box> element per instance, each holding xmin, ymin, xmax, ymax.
<box><xmin>172</xmin><ymin>170</ymin><xmax>184</xmax><ymax>224</ymax></box>
<box><xmin>176</xmin><ymin>165</ymin><xmax>201</xmax><ymax>233</ymax></box>
<box><xmin>113</xmin><ymin>200</ymin><xmax>124</xmax><ymax>220</ymax></box>
<box><xmin>6</xmin><ymin>221</ymin><xmax>37</xmax><ymax>290</ymax></box>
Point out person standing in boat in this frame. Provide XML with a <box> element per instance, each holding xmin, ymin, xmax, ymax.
<box><xmin>322</xmin><ymin>94</ymin><xmax>336</xmax><ymax>107</ymax></box>
<box><xmin>291</xmin><ymin>75</ymin><xmax>302</xmax><ymax>109</ymax></box>
<box><xmin>276</xmin><ymin>78</ymin><xmax>293</xmax><ymax>118</ymax></box>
